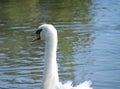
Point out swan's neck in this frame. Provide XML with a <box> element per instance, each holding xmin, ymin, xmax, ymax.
<box><xmin>42</xmin><ymin>32</ymin><xmax>59</xmax><ymax>89</ymax></box>
<box><xmin>45</xmin><ymin>37</ymin><xmax>57</xmax><ymax>67</ymax></box>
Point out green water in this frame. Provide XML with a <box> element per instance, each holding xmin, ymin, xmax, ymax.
<box><xmin>0</xmin><ymin>0</ymin><xmax>120</xmax><ymax>89</ymax></box>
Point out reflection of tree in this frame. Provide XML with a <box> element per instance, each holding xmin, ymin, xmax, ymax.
<box><xmin>38</xmin><ymin>0</ymin><xmax>93</xmax><ymax>23</ymax></box>
<box><xmin>0</xmin><ymin>0</ymin><xmax>94</xmax><ymax>82</ymax></box>
<box><xmin>57</xmin><ymin>26</ymin><xmax>95</xmax><ymax>81</ymax></box>
<box><xmin>57</xmin><ymin>29</ymin><xmax>77</xmax><ymax>81</ymax></box>
<box><xmin>0</xmin><ymin>0</ymin><xmax>93</xmax><ymax>26</ymax></box>
<box><xmin>0</xmin><ymin>0</ymin><xmax>40</xmax><ymax>26</ymax></box>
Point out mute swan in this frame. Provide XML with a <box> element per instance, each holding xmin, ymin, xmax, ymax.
<box><xmin>32</xmin><ymin>24</ymin><xmax>93</xmax><ymax>89</ymax></box>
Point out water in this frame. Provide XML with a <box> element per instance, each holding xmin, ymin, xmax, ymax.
<box><xmin>0</xmin><ymin>0</ymin><xmax>120</xmax><ymax>89</ymax></box>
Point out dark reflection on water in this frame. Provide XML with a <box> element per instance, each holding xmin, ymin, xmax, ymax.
<box><xmin>0</xmin><ymin>0</ymin><xmax>120</xmax><ymax>89</ymax></box>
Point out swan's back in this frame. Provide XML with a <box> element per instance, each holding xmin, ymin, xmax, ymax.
<box><xmin>56</xmin><ymin>81</ymin><xmax>92</xmax><ymax>89</ymax></box>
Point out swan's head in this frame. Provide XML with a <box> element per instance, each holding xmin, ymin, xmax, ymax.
<box><xmin>32</xmin><ymin>24</ymin><xmax>56</xmax><ymax>42</ymax></box>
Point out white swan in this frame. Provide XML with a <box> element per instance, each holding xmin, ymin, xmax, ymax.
<box><xmin>32</xmin><ymin>24</ymin><xmax>93</xmax><ymax>89</ymax></box>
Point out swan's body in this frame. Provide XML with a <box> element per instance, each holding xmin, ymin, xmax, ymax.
<box><xmin>33</xmin><ymin>24</ymin><xmax>93</xmax><ymax>89</ymax></box>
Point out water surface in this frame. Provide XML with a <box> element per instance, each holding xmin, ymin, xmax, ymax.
<box><xmin>0</xmin><ymin>0</ymin><xmax>120</xmax><ymax>89</ymax></box>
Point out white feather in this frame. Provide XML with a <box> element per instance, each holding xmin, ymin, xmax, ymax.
<box><xmin>38</xmin><ymin>24</ymin><xmax>93</xmax><ymax>89</ymax></box>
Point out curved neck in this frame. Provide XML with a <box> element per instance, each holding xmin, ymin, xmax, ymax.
<box><xmin>42</xmin><ymin>32</ymin><xmax>59</xmax><ymax>89</ymax></box>
<box><xmin>45</xmin><ymin>36</ymin><xmax>57</xmax><ymax>64</ymax></box>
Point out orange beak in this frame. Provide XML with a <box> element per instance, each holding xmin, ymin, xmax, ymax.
<box><xmin>32</xmin><ymin>34</ymin><xmax>40</xmax><ymax>42</ymax></box>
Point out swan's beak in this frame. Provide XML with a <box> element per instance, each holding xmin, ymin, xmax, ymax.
<box><xmin>32</xmin><ymin>34</ymin><xmax>40</xmax><ymax>42</ymax></box>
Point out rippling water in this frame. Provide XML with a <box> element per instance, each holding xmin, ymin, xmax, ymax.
<box><xmin>0</xmin><ymin>0</ymin><xmax>120</xmax><ymax>89</ymax></box>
